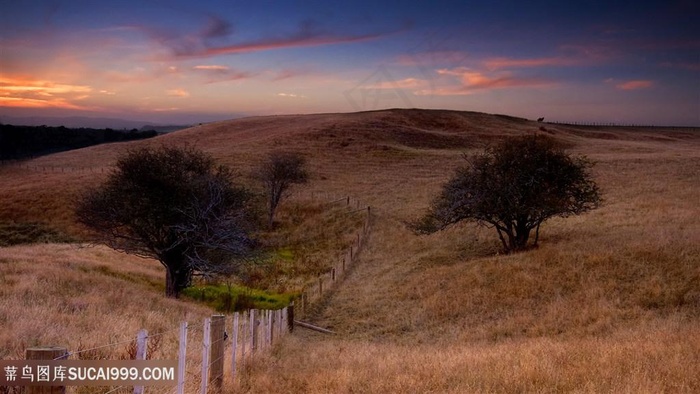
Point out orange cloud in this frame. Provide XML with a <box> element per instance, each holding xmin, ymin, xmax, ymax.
<box><xmin>277</xmin><ymin>93</ymin><xmax>306</xmax><ymax>98</ymax></box>
<box><xmin>193</xmin><ymin>65</ymin><xmax>229</xmax><ymax>71</ymax></box>
<box><xmin>0</xmin><ymin>76</ymin><xmax>93</xmax><ymax>109</ymax></box>
<box><xmin>616</xmin><ymin>80</ymin><xmax>654</xmax><ymax>90</ymax></box>
<box><xmin>441</xmin><ymin>67</ymin><xmax>549</xmax><ymax>89</ymax></box>
<box><xmin>166</xmin><ymin>88</ymin><xmax>190</xmax><ymax>97</ymax></box>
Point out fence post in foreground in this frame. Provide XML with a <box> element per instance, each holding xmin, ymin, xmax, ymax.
<box><xmin>134</xmin><ymin>329</ymin><xmax>148</xmax><ymax>394</ymax></box>
<box><xmin>249</xmin><ymin>309</ymin><xmax>256</xmax><ymax>354</ymax></box>
<box><xmin>241</xmin><ymin>310</ymin><xmax>247</xmax><ymax>364</ymax></box>
<box><xmin>177</xmin><ymin>322</ymin><xmax>187</xmax><ymax>394</ymax></box>
<box><xmin>26</xmin><ymin>347</ymin><xmax>67</xmax><ymax>394</ymax></box>
<box><xmin>209</xmin><ymin>315</ymin><xmax>226</xmax><ymax>392</ymax></box>
<box><xmin>288</xmin><ymin>303</ymin><xmax>295</xmax><ymax>332</ymax></box>
<box><xmin>231</xmin><ymin>312</ymin><xmax>239</xmax><ymax>384</ymax></box>
<box><xmin>200</xmin><ymin>318</ymin><xmax>211</xmax><ymax>394</ymax></box>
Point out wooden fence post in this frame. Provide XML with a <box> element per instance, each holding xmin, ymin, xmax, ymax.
<box><xmin>249</xmin><ymin>309</ymin><xmax>256</xmax><ymax>354</ymax></box>
<box><xmin>266</xmin><ymin>310</ymin><xmax>272</xmax><ymax>348</ymax></box>
<box><xmin>240</xmin><ymin>310</ymin><xmax>247</xmax><ymax>364</ymax></box>
<box><xmin>277</xmin><ymin>309</ymin><xmax>283</xmax><ymax>338</ymax></box>
<box><xmin>231</xmin><ymin>313</ymin><xmax>239</xmax><ymax>384</ymax></box>
<box><xmin>26</xmin><ymin>347</ymin><xmax>67</xmax><ymax>394</ymax></box>
<box><xmin>177</xmin><ymin>322</ymin><xmax>187</xmax><ymax>394</ymax></box>
<box><xmin>134</xmin><ymin>329</ymin><xmax>148</xmax><ymax>394</ymax></box>
<box><xmin>200</xmin><ymin>318</ymin><xmax>211</xmax><ymax>394</ymax></box>
<box><xmin>209</xmin><ymin>315</ymin><xmax>226</xmax><ymax>392</ymax></box>
<box><xmin>288</xmin><ymin>303</ymin><xmax>295</xmax><ymax>332</ymax></box>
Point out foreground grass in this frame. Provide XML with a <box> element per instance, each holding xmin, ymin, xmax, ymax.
<box><xmin>0</xmin><ymin>244</ymin><xmax>212</xmax><ymax>360</ymax></box>
<box><xmin>235</xmin><ymin>322</ymin><xmax>699</xmax><ymax>393</ymax></box>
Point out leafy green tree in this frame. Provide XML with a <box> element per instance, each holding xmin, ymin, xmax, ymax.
<box><xmin>417</xmin><ymin>134</ymin><xmax>601</xmax><ymax>253</ymax></box>
<box><xmin>76</xmin><ymin>146</ymin><xmax>256</xmax><ymax>298</ymax></box>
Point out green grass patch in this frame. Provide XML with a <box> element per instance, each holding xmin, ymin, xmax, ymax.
<box><xmin>0</xmin><ymin>221</ymin><xmax>74</xmax><ymax>247</ymax></box>
<box><xmin>181</xmin><ymin>283</ymin><xmax>297</xmax><ymax>312</ymax></box>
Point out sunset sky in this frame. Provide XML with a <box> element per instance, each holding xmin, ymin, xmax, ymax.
<box><xmin>1</xmin><ymin>0</ymin><xmax>698</xmax><ymax>125</ymax></box>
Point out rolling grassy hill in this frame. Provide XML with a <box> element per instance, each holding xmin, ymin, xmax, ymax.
<box><xmin>1</xmin><ymin>108</ymin><xmax>699</xmax><ymax>392</ymax></box>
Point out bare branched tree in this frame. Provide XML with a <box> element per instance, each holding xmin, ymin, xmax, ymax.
<box><xmin>255</xmin><ymin>151</ymin><xmax>309</xmax><ymax>228</ymax></box>
<box><xmin>416</xmin><ymin>134</ymin><xmax>601</xmax><ymax>253</ymax></box>
<box><xmin>75</xmin><ymin>146</ymin><xmax>256</xmax><ymax>298</ymax></box>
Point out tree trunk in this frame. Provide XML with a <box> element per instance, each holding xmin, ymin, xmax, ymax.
<box><xmin>163</xmin><ymin>253</ymin><xmax>192</xmax><ymax>298</ymax></box>
<box><xmin>503</xmin><ymin>223</ymin><xmax>531</xmax><ymax>253</ymax></box>
<box><xmin>510</xmin><ymin>226</ymin><xmax>531</xmax><ymax>252</ymax></box>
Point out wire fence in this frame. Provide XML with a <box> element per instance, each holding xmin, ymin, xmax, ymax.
<box><xmin>3</xmin><ymin>192</ymin><xmax>373</xmax><ymax>393</ymax></box>
<box><xmin>543</xmin><ymin>121</ymin><xmax>699</xmax><ymax>130</ymax></box>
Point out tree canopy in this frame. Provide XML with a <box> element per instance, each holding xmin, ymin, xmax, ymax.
<box><xmin>417</xmin><ymin>134</ymin><xmax>601</xmax><ymax>253</ymax></box>
<box><xmin>76</xmin><ymin>146</ymin><xmax>256</xmax><ymax>298</ymax></box>
<box><xmin>255</xmin><ymin>151</ymin><xmax>309</xmax><ymax>228</ymax></box>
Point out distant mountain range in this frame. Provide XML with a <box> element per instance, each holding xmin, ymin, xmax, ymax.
<box><xmin>0</xmin><ymin>115</ymin><xmax>191</xmax><ymax>131</ymax></box>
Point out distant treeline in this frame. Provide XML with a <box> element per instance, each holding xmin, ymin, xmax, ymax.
<box><xmin>0</xmin><ymin>124</ymin><xmax>158</xmax><ymax>160</ymax></box>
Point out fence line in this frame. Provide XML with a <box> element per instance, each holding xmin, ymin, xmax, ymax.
<box><xmin>543</xmin><ymin>121</ymin><xmax>699</xmax><ymax>130</ymax></box>
<box><xmin>293</xmin><ymin>191</ymin><xmax>372</xmax><ymax>319</ymax></box>
<box><xmin>14</xmin><ymin>192</ymin><xmax>371</xmax><ymax>393</ymax></box>
<box><xmin>21</xmin><ymin>307</ymin><xmax>292</xmax><ymax>394</ymax></box>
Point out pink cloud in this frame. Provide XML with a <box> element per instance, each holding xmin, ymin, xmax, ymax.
<box><xmin>483</xmin><ymin>56</ymin><xmax>578</xmax><ymax>70</ymax></box>
<box><xmin>616</xmin><ymin>80</ymin><xmax>654</xmax><ymax>90</ymax></box>
<box><xmin>191</xmin><ymin>65</ymin><xmax>254</xmax><ymax>83</ymax></box>
<box><xmin>365</xmin><ymin>78</ymin><xmax>427</xmax><ymax>90</ymax></box>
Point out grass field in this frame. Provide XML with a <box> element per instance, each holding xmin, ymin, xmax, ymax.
<box><xmin>1</xmin><ymin>109</ymin><xmax>698</xmax><ymax>393</ymax></box>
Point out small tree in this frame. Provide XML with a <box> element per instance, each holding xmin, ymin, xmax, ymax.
<box><xmin>76</xmin><ymin>146</ymin><xmax>256</xmax><ymax>298</ymax></box>
<box><xmin>417</xmin><ymin>134</ymin><xmax>601</xmax><ymax>253</ymax></box>
<box><xmin>256</xmin><ymin>151</ymin><xmax>309</xmax><ymax>228</ymax></box>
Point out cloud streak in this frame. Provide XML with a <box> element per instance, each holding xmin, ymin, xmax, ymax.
<box><xmin>616</xmin><ymin>80</ymin><xmax>654</xmax><ymax>90</ymax></box>
<box><xmin>191</xmin><ymin>64</ymin><xmax>255</xmax><ymax>83</ymax></box>
<box><xmin>0</xmin><ymin>76</ymin><xmax>94</xmax><ymax>109</ymax></box>
<box><xmin>145</xmin><ymin>17</ymin><xmax>398</xmax><ymax>59</ymax></box>
<box><xmin>483</xmin><ymin>56</ymin><xmax>578</xmax><ymax>70</ymax></box>
<box><xmin>416</xmin><ymin>67</ymin><xmax>553</xmax><ymax>95</ymax></box>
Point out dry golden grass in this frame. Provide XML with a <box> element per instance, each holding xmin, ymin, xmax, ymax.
<box><xmin>0</xmin><ymin>244</ymin><xmax>212</xmax><ymax>360</ymax></box>
<box><xmin>2</xmin><ymin>109</ymin><xmax>699</xmax><ymax>392</ymax></box>
<box><xmin>233</xmin><ymin>322</ymin><xmax>699</xmax><ymax>393</ymax></box>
